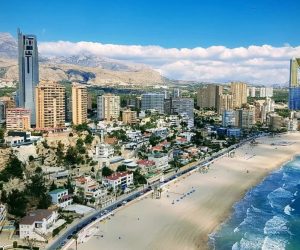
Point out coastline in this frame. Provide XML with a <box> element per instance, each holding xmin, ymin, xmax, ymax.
<box><xmin>67</xmin><ymin>132</ymin><xmax>300</xmax><ymax>250</ymax></box>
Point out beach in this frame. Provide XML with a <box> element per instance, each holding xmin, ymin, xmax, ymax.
<box><xmin>67</xmin><ymin>132</ymin><xmax>300</xmax><ymax>250</ymax></box>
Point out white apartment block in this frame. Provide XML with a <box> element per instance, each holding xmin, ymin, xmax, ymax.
<box><xmin>49</xmin><ymin>189</ymin><xmax>73</xmax><ymax>208</ymax></box>
<box><xmin>103</xmin><ymin>172</ymin><xmax>133</xmax><ymax>191</ymax></box>
<box><xmin>95</xmin><ymin>143</ymin><xmax>114</xmax><ymax>159</ymax></box>
<box><xmin>19</xmin><ymin>209</ymin><xmax>58</xmax><ymax>241</ymax></box>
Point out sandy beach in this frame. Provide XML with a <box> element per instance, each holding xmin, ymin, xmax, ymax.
<box><xmin>67</xmin><ymin>132</ymin><xmax>300</xmax><ymax>250</ymax></box>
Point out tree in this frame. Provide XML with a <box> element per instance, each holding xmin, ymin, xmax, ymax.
<box><xmin>116</xmin><ymin>165</ymin><xmax>127</xmax><ymax>172</ymax></box>
<box><xmin>76</xmin><ymin>139</ymin><xmax>86</xmax><ymax>154</ymax></box>
<box><xmin>149</xmin><ymin>134</ymin><xmax>160</xmax><ymax>147</ymax></box>
<box><xmin>0</xmin><ymin>190</ymin><xmax>7</xmax><ymax>203</ymax></box>
<box><xmin>7</xmin><ymin>189</ymin><xmax>27</xmax><ymax>217</ymax></box>
<box><xmin>64</xmin><ymin>178</ymin><xmax>74</xmax><ymax>194</ymax></box>
<box><xmin>37</xmin><ymin>194</ymin><xmax>52</xmax><ymax>209</ymax></box>
<box><xmin>85</xmin><ymin>134</ymin><xmax>94</xmax><ymax>144</ymax></box>
<box><xmin>28</xmin><ymin>155</ymin><xmax>34</xmax><ymax>162</ymax></box>
<box><xmin>49</xmin><ymin>181</ymin><xmax>58</xmax><ymax>191</ymax></box>
<box><xmin>102</xmin><ymin>166</ymin><xmax>114</xmax><ymax>177</ymax></box>
<box><xmin>133</xmin><ymin>169</ymin><xmax>147</xmax><ymax>185</ymax></box>
<box><xmin>0</xmin><ymin>155</ymin><xmax>24</xmax><ymax>182</ymax></box>
<box><xmin>26</xmin><ymin>174</ymin><xmax>47</xmax><ymax>198</ymax></box>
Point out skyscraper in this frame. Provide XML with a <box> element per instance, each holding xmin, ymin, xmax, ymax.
<box><xmin>231</xmin><ymin>82</ymin><xmax>247</xmax><ymax>108</ymax></box>
<box><xmin>217</xmin><ymin>94</ymin><xmax>234</xmax><ymax>114</ymax></box>
<box><xmin>72</xmin><ymin>84</ymin><xmax>87</xmax><ymax>125</ymax></box>
<box><xmin>197</xmin><ymin>85</ymin><xmax>223</xmax><ymax>109</ymax></box>
<box><xmin>141</xmin><ymin>93</ymin><xmax>165</xmax><ymax>113</ymax></box>
<box><xmin>97</xmin><ymin>94</ymin><xmax>120</xmax><ymax>121</ymax></box>
<box><xmin>289</xmin><ymin>58</ymin><xmax>300</xmax><ymax>110</ymax></box>
<box><xmin>17</xmin><ymin>29</ymin><xmax>39</xmax><ymax>125</ymax></box>
<box><xmin>35</xmin><ymin>81</ymin><xmax>65</xmax><ymax>129</ymax></box>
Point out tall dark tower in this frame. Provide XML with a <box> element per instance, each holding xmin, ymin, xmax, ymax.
<box><xmin>17</xmin><ymin>29</ymin><xmax>39</xmax><ymax>125</ymax></box>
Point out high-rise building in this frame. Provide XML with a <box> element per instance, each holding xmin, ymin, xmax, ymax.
<box><xmin>289</xmin><ymin>58</ymin><xmax>300</xmax><ymax>110</ymax></box>
<box><xmin>172</xmin><ymin>88</ymin><xmax>181</xmax><ymax>98</ymax></box>
<box><xmin>35</xmin><ymin>81</ymin><xmax>65</xmax><ymax>129</ymax></box>
<box><xmin>217</xmin><ymin>94</ymin><xmax>233</xmax><ymax>114</ymax></box>
<box><xmin>222</xmin><ymin>110</ymin><xmax>236</xmax><ymax>127</ymax></box>
<box><xmin>231</xmin><ymin>82</ymin><xmax>247</xmax><ymax>108</ymax></box>
<box><xmin>87</xmin><ymin>92</ymin><xmax>93</xmax><ymax>110</ymax></box>
<box><xmin>6</xmin><ymin>108</ymin><xmax>31</xmax><ymax>131</ymax></box>
<box><xmin>97</xmin><ymin>94</ymin><xmax>120</xmax><ymax>121</ymax></box>
<box><xmin>0</xmin><ymin>102</ymin><xmax>6</xmax><ymax>124</ymax></box>
<box><xmin>247</xmin><ymin>87</ymin><xmax>256</xmax><ymax>97</ymax></box>
<box><xmin>122</xmin><ymin>109</ymin><xmax>137</xmax><ymax>125</ymax></box>
<box><xmin>17</xmin><ymin>29</ymin><xmax>39</xmax><ymax>125</ymax></box>
<box><xmin>235</xmin><ymin>109</ymin><xmax>255</xmax><ymax>128</ymax></box>
<box><xmin>259</xmin><ymin>87</ymin><xmax>273</xmax><ymax>98</ymax></box>
<box><xmin>197</xmin><ymin>85</ymin><xmax>223</xmax><ymax>109</ymax></box>
<box><xmin>72</xmin><ymin>84</ymin><xmax>87</xmax><ymax>125</ymax></box>
<box><xmin>141</xmin><ymin>93</ymin><xmax>165</xmax><ymax>113</ymax></box>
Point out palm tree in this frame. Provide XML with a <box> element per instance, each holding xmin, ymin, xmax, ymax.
<box><xmin>73</xmin><ymin>234</ymin><xmax>79</xmax><ymax>250</ymax></box>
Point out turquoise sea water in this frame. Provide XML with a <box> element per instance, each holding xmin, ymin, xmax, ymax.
<box><xmin>210</xmin><ymin>156</ymin><xmax>300</xmax><ymax>250</ymax></box>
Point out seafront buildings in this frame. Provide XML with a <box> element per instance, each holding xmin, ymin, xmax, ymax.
<box><xmin>197</xmin><ymin>85</ymin><xmax>223</xmax><ymax>109</ymax></box>
<box><xmin>35</xmin><ymin>81</ymin><xmax>65</xmax><ymax>130</ymax></box>
<box><xmin>97</xmin><ymin>94</ymin><xmax>120</xmax><ymax>121</ymax></box>
<box><xmin>17</xmin><ymin>29</ymin><xmax>39</xmax><ymax>125</ymax></box>
<box><xmin>72</xmin><ymin>84</ymin><xmax>87</xmax><ymax>125</ymax></box>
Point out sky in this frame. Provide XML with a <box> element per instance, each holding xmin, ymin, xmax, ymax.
<box><xmin>1</xmin><ymin>0</ymin><xmax>300</xmax><ymax>84</ymax></box>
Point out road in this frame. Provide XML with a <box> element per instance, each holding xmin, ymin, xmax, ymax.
<box><xmin>47</xmin><ymin>134</ymin><xmax>262</xmax><ymax>250</ymax></box>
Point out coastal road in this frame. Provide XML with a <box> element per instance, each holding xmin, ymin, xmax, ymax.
<box><xmin>47</xmin><ymin>134</ymin><xmax>262</xmax><ymax>250</ymax></box>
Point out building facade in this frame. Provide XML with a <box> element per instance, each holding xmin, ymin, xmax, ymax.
<box><xmin>97</xmin><ymin>94</ymin><xmax>120</xmax><ymax>121</ymax></box>
<box><xmin>72</xmin><ymin>84</ymin><xmax>87</xmax><ymax>125</ymax></box>
<box><xmin>6</xmin><ymin>108</ymin><xmax>31</xmax><ymax>131</ymax></box>
<box><xmin>35</xmin><ymin>81</ymin><xmax>65</xmax><ymax>130</ymax></box>
<box><xmin>103</xmin><ymin>172</ymin><xmax>134</xmax><ymax>191</ymax></box>
<box><xmin>197</xmin><ymin>85</ymin><xmax>223</xmax><ymax>109</ymax></box>
<box><xmin>49</xmin><ymin>189</ymin><xmax>72</xmax><ymax>208</ymax></box>
<box><xmin>141</xmin><ymin>93</ymin><xmax>165</xmax><ymax>113</ymax></box>
<box><xmin>222</xmin><ymin>110</ymin><xmax>236</xmax><ymax>127</ymax></box>
<box><xmin>231</xmin><ymin>82</ymin><xmax>247</xmax><ymax>108</ymax></box>
<box><xmin>289</xmin><ymin>58</ymin><xmax>300</xmax><ymax>110</ymax></box>
<box><xmin>19</xmin><ymin>209</ymin><xmax>58</xmax><ymax>241</ymax></box>
<box><xmin>122</xmin><ymin>109</ymin><xmax>137</xmax><ymax>125</ymax></box>
<box><xmin>217</xmin><ymin>94</ymin><xmax>233</xmax><ymax>114</ymax></box>
<box><xmin>17</xmin><ymin>29</ymin><xmax>39</xmax><ymax>125</ymax></box>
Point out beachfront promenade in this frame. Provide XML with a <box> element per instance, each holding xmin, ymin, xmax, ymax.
<box><xmin>47</xmin><ymin>134</ymin><xmax>262</xmax><ymax>250</ymax></box>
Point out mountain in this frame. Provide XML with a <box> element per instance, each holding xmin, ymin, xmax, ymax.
<box><xmin>0</xmin><ymin>32</ymin><xmax>168</xmax><ymax>86</ymax></box>
<box><xmin>0</xmin><ymin>33</ymin><xmax>18</xmax><ymax>58</ymax></box>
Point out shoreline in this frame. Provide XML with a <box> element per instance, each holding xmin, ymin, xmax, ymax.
<box><xmin>207</xmin><ymin>153</ymin><xmax>299</xmax><ymax>249</ymax></box>
<box><xmin>67</xmin><ymin>132</ymin><xmax>300</xmax><ymax>250</ymax></box>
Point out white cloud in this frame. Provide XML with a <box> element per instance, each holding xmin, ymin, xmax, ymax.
<box><xmin>38</xmin><ymin>40</ymin><xmax>300</xmax><ymax>84</ymax></box>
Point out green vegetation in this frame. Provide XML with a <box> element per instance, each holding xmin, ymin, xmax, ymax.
<box><xmin>0</xmin><ymin>87</ymin><xmax>16</xmax><ymax>97</ymax></box>
<box><xmin>116</xmin><ymin>165</ymin><xmax>127</xmax><ymax>172</ymax></box>
<box><xmin>6</xmin><ymin>189</ymin><xmax>27</xmax><ymax>217</ymax></box>
<box><xmin>102</xmin><ymin>166</ymin><xmax>114</xmax><ymax>177</ymax></box>
<box><xmin>273</xmin><ymin>89</ymin><xmax>288</xmax><ymax>103</ymax></box>
<box><xmin>0</xmin><ymin>155</ymin><xmax>24</xmax><ymax>182</ymax></box>
<box><xmin>133</xmin><ymin>169</ymin><xmax>147</xmax><ymax>185</ymax></box>
<box><xmin>275</xmin><ymin>108</ymin><xmax>290</xmax><ymax>118</ymax></box>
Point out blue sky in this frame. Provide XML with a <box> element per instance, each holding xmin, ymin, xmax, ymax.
<box><xmin>1</xmin><ymin>0</ymin><xmax>299</xmax><ymax>48</ymax></box>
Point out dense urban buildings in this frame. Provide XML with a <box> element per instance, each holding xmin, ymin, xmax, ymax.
<box><xmin>35</xmin><ymin>81</ymin><xmax>65</xmax><ymax>130</ymax></box>
<box><xmin>71</xmin><ymin>84</ymin><xmax>87</xmax><ymax>125</ymax></box>
<box><xmin>141</xmin><ymin>93</ymin><xmax>165</xmax><ymax>113</ymax></box>
<box><xmin>217</xmin><ymin>94</ymin><xmax>233</xmax><ymax>114</ymax></box>
<box><xmin>6</xmin><ymin>108</ymin><xmax>31</xmax><ymax>130</ymax></box>
<box><xmin>289</xmin><ymin>58</ymin><xmax>300</xmax><ymax>110</ymax></box>
<box><xmin>97</xmin><ymin>94</ymin><xmax>120</xmax><ymax>121</ymax></box>
<box><xmin>17</xmin><ymin>29</ymin><xmax>39</xmax><ymax>125</ymax></box>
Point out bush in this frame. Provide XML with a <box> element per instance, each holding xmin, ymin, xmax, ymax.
<box><xmin>13</xmin><ymin>241</ymin><xmax>18</xmax><ymax>248</ymax></box>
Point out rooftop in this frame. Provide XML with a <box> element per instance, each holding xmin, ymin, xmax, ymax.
<box><xmin>105</xmin><ymin>171</ymin><xmax>131</xmax><ymax>181</ymax></box>
<box><xmin>49</xmin><ymin>188</ymin><xmax>68</xmax><ymax>195</ymax></box>
<box><xmin>20</xmin><ymin>209</ymin><xmax>54</xmax><ymax>225</ymax></box>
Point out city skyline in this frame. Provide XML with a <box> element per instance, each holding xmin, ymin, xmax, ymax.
<box><xmin>0</xmin><ymin>1</ymin><xmax>299</xmax><ymax>84</ymax></box>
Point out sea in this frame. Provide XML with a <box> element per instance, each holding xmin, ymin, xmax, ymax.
<box><xmin>209</xmin><ymin>155</ymin><xmax>300</xmax><ymax>250</ymax></box>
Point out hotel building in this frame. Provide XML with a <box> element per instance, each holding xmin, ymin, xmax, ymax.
<box><xmin>71</xmin><ymin>84</ymin><xmax>87</xmax><ymax>125</ymax></box>
<box><xmin>35</xmin><ymin>81</ymin><xmax>65</xmax><ymax>130</ymax></box>
<box><xmin>6</xmin><ymin>108</ymin><xmax>31</xmax><ymax>130</ymax></box>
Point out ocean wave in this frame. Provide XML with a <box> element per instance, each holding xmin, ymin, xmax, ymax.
<box><xmin>263</xmin><ymin>216</ymin><xmax>288</xmax><ymax>235</ymax></box>
<box><xmin>284</xmin><ymin>204</ymin><xmax>294</xmax><ymax>215</ymax></box>
<box><xmin>261</xmin><ymin>236</ymin><xmax>287</xmax><ymax>250</ymax></box>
